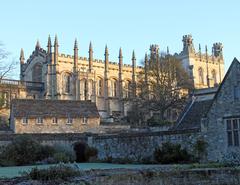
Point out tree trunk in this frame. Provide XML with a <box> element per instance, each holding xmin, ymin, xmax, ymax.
<box><xmin>160</xmin><ymin>109</ymin><xmax>165</xmax><ymax>121</ymax></box>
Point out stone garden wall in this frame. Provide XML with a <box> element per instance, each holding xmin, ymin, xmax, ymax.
<box><xmin>0</xmin><ymin>129</ymin><xmax>201</xmax><ymax>162</ymax></box>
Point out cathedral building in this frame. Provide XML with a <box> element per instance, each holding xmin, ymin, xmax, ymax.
<box><xmin>16</xmin><ymin>34</ymin><xmax>224</xmax><ymax>120</ymax></box>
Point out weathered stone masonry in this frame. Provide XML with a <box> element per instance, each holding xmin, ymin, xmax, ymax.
<box><xmin>0</xmin><ymin>129</ymin><xmax>200</xmax><ymax>161</ymax></box>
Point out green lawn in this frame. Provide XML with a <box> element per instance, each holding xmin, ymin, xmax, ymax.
<box><xmin>0</xmin><ymin>163</ymin><xmax>163</xmax><ymax>178</ymax></box>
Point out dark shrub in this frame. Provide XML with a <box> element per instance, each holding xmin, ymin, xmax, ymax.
<box><xmin>53</xmin><ymin>152</ymin><xmax>71</xmax><ymax>163</ymax></box>
<box><xmin>193</xmin><ymin>139</ymin><xmax>208</xmax><ymax>161</ymax></box>
<box><xmin>147</xmin><ymin>116</ymin><xmax>172</xmax><ymax>127</ymax></box>
<box><xmin>0</xmin><ymin>135</ymin><xmax>55</xmax><ymax>166</ymax></box>
<box><xmin>0</xmin><ymin>135</ymin><xmax>41</xmax><ymax>166</ymax></box>
<box><xmin>53</xmin><ymin>144</ymin><xmax>76</xmax><ymax>163</ymax></box>
<box><xmin>154</xmin><ymin>142</ymin><xmax>192</xmax><ymax>164</ymax></box>
<box><xmin>25</xmin><ymin>164</ymin><xmax>79</xmax><ymax>181</ymax></box>
<box><xmin>36</xmin><ymin>145</ymin><xmax>56</xmax><ymax>161</ymax></box>
<box><xmin>84</xmin><ymin>146</ymin><xmax>98</xmax><ymax>161</ymax></box>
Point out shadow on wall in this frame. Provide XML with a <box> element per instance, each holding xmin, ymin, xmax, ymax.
<box><xmin>73</xmin><ymin>142</ymin><xmax>88</xmax><ymax>162</ymax></box>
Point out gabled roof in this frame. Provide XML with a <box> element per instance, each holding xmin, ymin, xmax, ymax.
<box><xmin>204</xmin><ymin>58</ymin><xmax>240</xmax><ymax>116</ymax></box>
<box><xmin>173</xmin><ymin>58</ymin><xmax>240</xmax><ymax>131</ymax></box>
<box><xmin>11</xmin><ymin>99</ymin><xmax>100</xmax><ymax>118</ymax></box>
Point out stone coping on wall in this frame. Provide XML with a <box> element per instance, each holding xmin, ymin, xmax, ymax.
<box><xmin>0</xmin><ymin>128</ymin><xmax>200</xmax><ymax>141</ymax></box>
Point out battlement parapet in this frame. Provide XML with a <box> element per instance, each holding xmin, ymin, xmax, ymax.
<box><xmin>67</xmin><ymin>54</ymin><xmax>72</xmax><ymax>58</ymax></box>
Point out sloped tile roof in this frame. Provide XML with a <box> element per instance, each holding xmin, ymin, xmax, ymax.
<box><xmin>11</xmin><ymin>99</ymin><xmax>99</xmax><ymax>118</ymax></box>
<box><xmin>174</xmin><ymin>99</ymin><xmax>213</xmax><ymax>130</ymax></box>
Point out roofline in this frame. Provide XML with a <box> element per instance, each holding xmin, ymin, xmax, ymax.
<box><xmin>203</xmin><ymin>57</ymin><xmax>240</xmax><ymax>117</ymax></box>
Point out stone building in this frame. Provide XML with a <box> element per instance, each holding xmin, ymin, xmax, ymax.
<box><xmin>16</xmin><ymin>34</ymin><xmax>224</xmax><ymax>120</ymax></box>
<box><xmin>175</xmin><ymin>58</ymin><xmax>240</xmax><ymax>162</ymax></box>
<box><xmin>0</xmin><ymin>79</ymin><xmax>43</xmax><ymax>124</ymax></box>
<box><xmin>176</xmin><ymin>35</ymin><xmax>224</xmax><ymax>89</ymax></box>
<box><xmin>10</xmin><ymin>99</ymin><xmax>100</xmax><ymax>133</ymax></box>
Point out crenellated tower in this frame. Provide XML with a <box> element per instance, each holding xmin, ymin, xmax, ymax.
<box><xmin>177</xmin><ymin>34</ymin><xmax>224</xmax><ymax>89</ymax></box>
<box><xmin>182</xmin><ymin>34</ymin><xmax>195</xmax><ymax>54</ymax></box>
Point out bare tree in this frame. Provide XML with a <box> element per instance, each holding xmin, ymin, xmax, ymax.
<box><xmin>0</xmin><ymin>43</ymin><xmax>16</xmax><ymax>80</ymax></box>
<box><xmin>128</xmin><ymin>53</ymin><xmax>193</xmax><ymax>124</ymax></box>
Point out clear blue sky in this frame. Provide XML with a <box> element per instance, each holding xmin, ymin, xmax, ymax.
<box><xmin>1</xmin><ymin>0</ymin><xmax>240</xmax><ymax>79</ymax></box>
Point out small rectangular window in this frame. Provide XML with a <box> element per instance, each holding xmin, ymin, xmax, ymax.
<box><xmin>22</xmin><ymin>117</ymin><xmax>28</xmax><ymax>124</ymax></box>
<box><xmin>233</xmin><ymin>119</ymin><xmax>238</xmax><ymax>129</ymax></box>
<box><xmin>234</xmin><ymin>131</ymin><xmax>239</xmax><ymax>146</ymax></box>
<box><xmin>67</xmin><ymin>117</ymin><xmax>73</xmax><ymax>124</ymax></box>
<box><xmin>227</xmin><ymin>131</ymin><xmax>233</xmax><ymax>146</ymax></box>
<box><xmin>227</xmin><ymin>120</ymin><xmax>232</xmax><ymax>130</ymax></box>
<box><xmin>226</xmin><ymin>118</ymin><xmax>240</xmax><ymax>147</ymax></box>
<box><xmin>52</xmin><ymin>117</ymin><xmax>58</xmax><ymax>124</ymax></box>
<box><xmin>36</xmin><ymin>117</ymin><xmax>43</xmax><ymax>124</ymax></box>
<box><xmin>83</xmin><ymin>117</ymin><xmax>88</xmax><ymax>124</ymax></box>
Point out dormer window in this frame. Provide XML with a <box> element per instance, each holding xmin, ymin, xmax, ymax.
<box><xmin>83</xmin><ymin>117</ymin><xmax>88</xmax><ymax>124</ymax></box>
<box><xmin>36</xmin><ymin>117</ymin><xmax>43</xmax><ymax>124</ymax></box>
<box><xmin>67</xmin><ymin>116</ymin><xmax>73</xmax><ymax>124</ymax></box>
<box><xmin>22</xmin><ymin>117</ymin><xmax>28</xmax><ymax>124</ymax></box>
<box><xmin>52</xmin><ymin>117</ymin><xmax>58</xmax><ymax>124</ymax></box>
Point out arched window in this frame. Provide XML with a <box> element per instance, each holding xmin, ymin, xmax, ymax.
<box><xmin>84</xmin><ymin>80</ymin><xmax>87</xmax><ymax>100</ymax></box>
<box><xmin>32</xmin><ymin>63</ymin><xmax>42</xmax><ymax>82</ymax></box>
<box><xmin>63</xmin><ymin>73</ymin><xmax>71</xmax><ymax>93</ymax></box>
<box><xmin>198</xmin><ymin>68</ymin><xmax>204</xmax><ymax>84</ymax></box>
<box><xmin>97</xmin><ymin>78</ymin><xmax>103</xmax><ymax>96</ymax></box>
<box><xmin>111</xmin><ymin>79</ymin><xmax>117</xmax><ymax>97</ymax></box>
<box><xmin>124</xmin><ymin>81</ymin><xmax>131</xmax><ymax>98</ymax></box>
<box><xmin>212</xmin><ymin>70</ymin><xmax>217</xmax><ymax>85</ymax></box>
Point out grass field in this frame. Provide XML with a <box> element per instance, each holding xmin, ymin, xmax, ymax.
<box><xmin>0</xmin><ymin>163</ymin><xmax>163</xmax><ymax>178</ymax></box>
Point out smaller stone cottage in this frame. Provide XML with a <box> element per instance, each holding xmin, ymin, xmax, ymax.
<box><xmin>175</xmin><ymin>58</ymin><xmax>240</xmax><ymax>162</ymax></box>
<box><xmin>10</xmin><ymin>99</ymin><xmax>100</xmax><ymax>133</ymax></box>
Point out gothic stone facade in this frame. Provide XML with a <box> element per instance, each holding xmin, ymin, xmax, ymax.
<box><xmin>18</xmin><ymin>34</ymin><xmax>224</xmax><ymax>119</ymax></box>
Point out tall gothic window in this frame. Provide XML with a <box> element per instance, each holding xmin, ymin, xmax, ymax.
<box><xmin>198</xmin><ymin>68</ymin><xmax>204</xmax><ymax>85</ymax></box>
<box><xmin>124</xmin><ymin>81</ymin><xmax>131</xmax><ymax>98</ymax></box>
<box><xmin>212</xmin><ymin>70</ymin><xmax>217</xmax><ymax>85</ymax></box>
<box><xmin>32</xmin><ymin>63</ymin><xmax>42</xmax><ymax>82</ymax></box>
<box><xmin>111</xmin><ymin>80</ymin><xmax>117</xmax><ymax>97</ymax></box>
<box><xmin>84</xmin><ymin>80</ymin><xmax>88</xmax><ymax>100</ymax></box>
<box><xmin>64</xmin><ymin>74</ymin><xmax>71</xmax><ymax>93</ymax></box>
<box><xmin>97</xmin><ymin>78</ymin><xmax>103</xmax><ymax>96</ymax></box>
